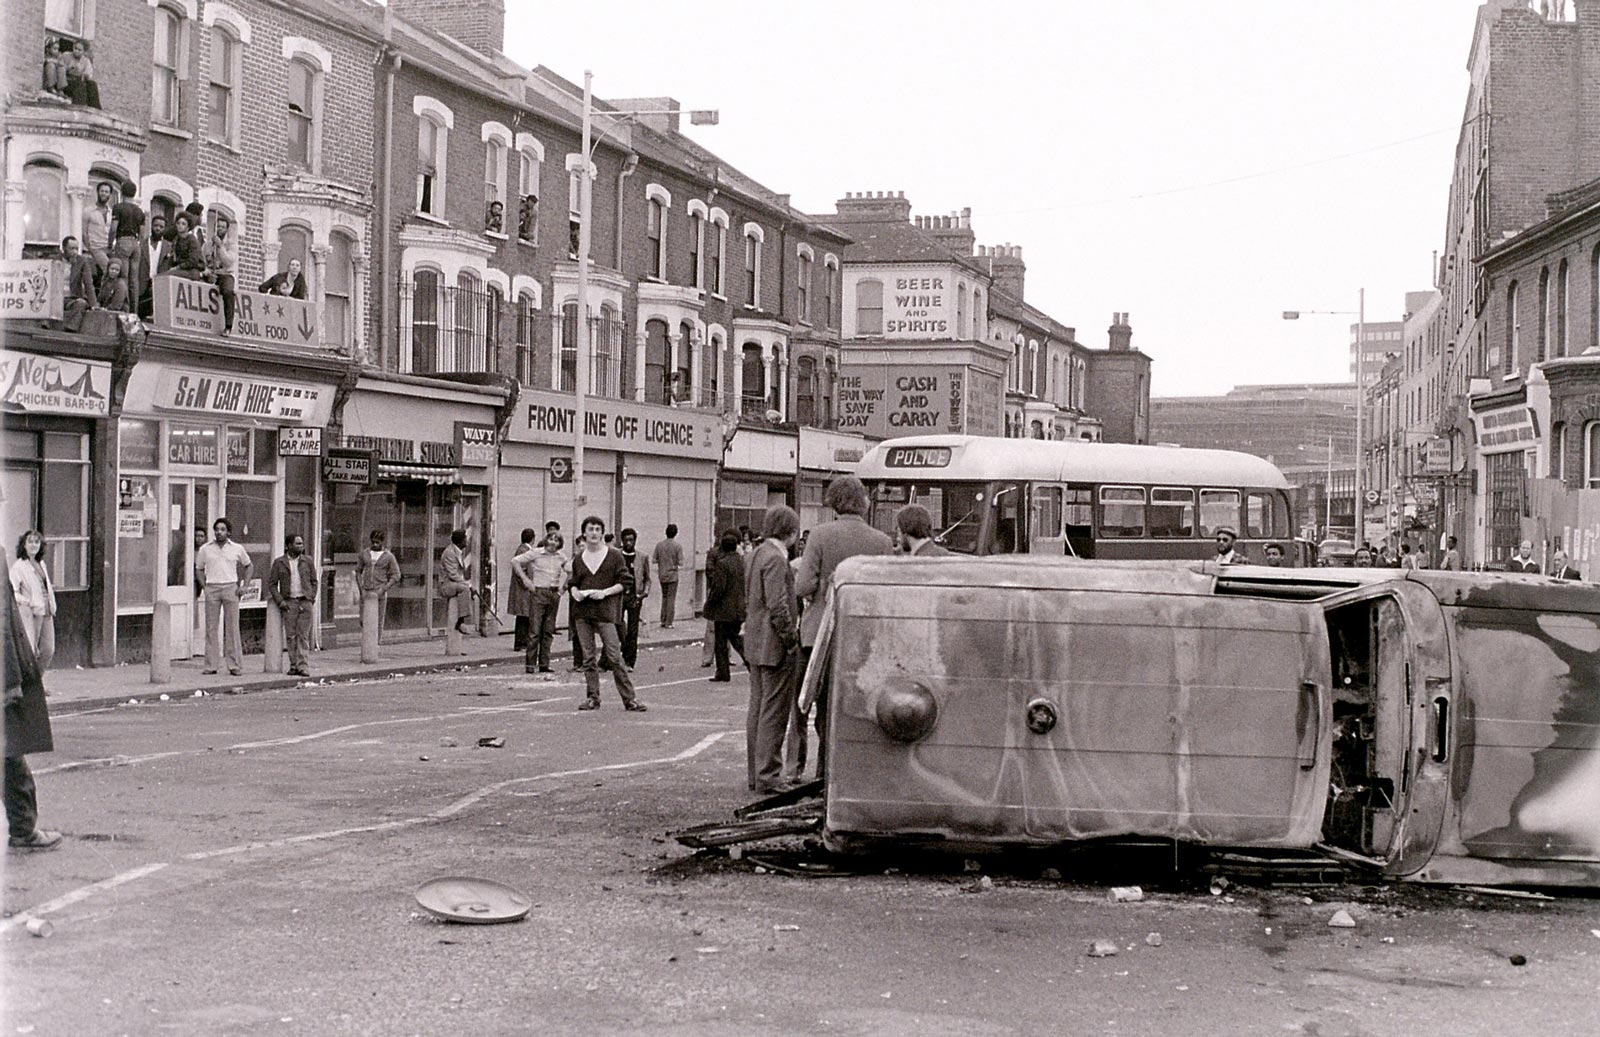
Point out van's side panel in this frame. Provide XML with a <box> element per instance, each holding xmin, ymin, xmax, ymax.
<box><xmin>823</xmin><ymin>561</ymin><xmax>1331</xmax><ymax>849</ymax></box>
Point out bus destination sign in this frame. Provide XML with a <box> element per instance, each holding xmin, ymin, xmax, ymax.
<box><xmin>884</xmin><ymin>446</ymin><xmax>952</xmax><ymax>468</ymax></box>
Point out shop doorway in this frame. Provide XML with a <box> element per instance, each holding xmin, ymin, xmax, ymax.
<box><xmin>162</xmin><ymin>477</ymin><xmax>216</xmax><ymax>660</ymax></box>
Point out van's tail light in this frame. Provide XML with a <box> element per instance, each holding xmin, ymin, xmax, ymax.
<box><xmin>876</xmin><ymin>682</ymin><xmax>938</xmax><ymax>742</ymax></box>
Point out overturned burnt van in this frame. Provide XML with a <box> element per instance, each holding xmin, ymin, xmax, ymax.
<box><xmin>802</xmin><ymin>557</ymin><xmax>1600</xmax><ymax>887</ymax></box>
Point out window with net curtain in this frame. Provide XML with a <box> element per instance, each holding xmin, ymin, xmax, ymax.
<box><xmin>287</xmin><ymin>59</ymin><xmax>316</xmax><ymax>170</ymax></box>
<box><xmin>22</xmin><ymin>162</ymin><xmax>64</xmax><ymax>246</ymax></box>
<box><xmin>152</xmin><ymin>4</ymin><xmax>182</xmax><ymax>126</ymax></box>
<box><xmin>324</xmin><ymin>233</ymin><xmax>354</xmax><ymax>350</ymax></box>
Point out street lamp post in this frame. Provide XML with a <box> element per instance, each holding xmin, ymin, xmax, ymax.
<box><xmin>562</xmin><ymin>72</ymin><xmax>718</xmax><ymax>533</ymax></box>
<box><xmin>1283</xmin><ymin>289</ymin><xmax>1365</xmax><ymax>545</ymax></box>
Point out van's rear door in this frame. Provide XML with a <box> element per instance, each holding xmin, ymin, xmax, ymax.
<box><xmin>825</xmin><ymin>562</ymin><xmax>1332</xmax><ymax>848</ymax></box>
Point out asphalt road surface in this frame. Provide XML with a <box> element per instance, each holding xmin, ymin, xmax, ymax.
<box><xmin>5</xmin><ymin>642</ymin><xmax>1600</xmax><ymax>1036</ymax></box>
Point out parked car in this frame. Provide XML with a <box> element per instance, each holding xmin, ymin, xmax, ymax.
<box><xmin>803</xmin><ymin>556</ymin><xmax>1600</xmax><ymax>887</ymax></box>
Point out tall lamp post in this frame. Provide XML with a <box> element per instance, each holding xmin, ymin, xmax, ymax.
<box><xmin>1283</xmin><ymin>288</ymin><xmax>1366</xmax><ymax>545</ymax></box>
<box><xmin>561</xmin><ymin>71</ymin><xmax>717</xmax><ymax>525</ymax></box>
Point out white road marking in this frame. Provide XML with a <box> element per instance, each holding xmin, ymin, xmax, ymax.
<box><xmin>0</xmin><ymin>862</ymin><xmax>169</xmax><ymax>934</ymax></box>
<box><xmin>4</xmin><ymin>731</ymin><xmax>737</xmax><ymax>931</ymax></box>
<box><xmin>35</xmin><ymin>673</ymin><xmax>736</xmax><ymax>776</ymax></box>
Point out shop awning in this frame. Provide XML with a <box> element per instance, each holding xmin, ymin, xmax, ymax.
<box><xmin>377</xmin><ymin>463</ymin><xmax>461</xmax><ymax>485</ymax></box>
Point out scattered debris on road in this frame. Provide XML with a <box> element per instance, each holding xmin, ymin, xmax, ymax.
<box><xmin>476</xmin><ymin>737</ymin><xmax>505</xmax><ymax>749</ymax></box>
<box><xmin>26</xmin><ymin>918</ymin><xmax>53</xmax><ymax>938</ymax></box>
<box><xmin>440</xmin><ymin>736</ymin><xmax>459</xmax><ymax>747</ymax></box>
<box><xmin>1328</xmin><ymin>909</ymin><xmax>1357</xmax><ymax>928</ymax></box>
<box><xmin>1087</xmin><ymin>940</ymin><xmax>1119</xmax><ymax>957</ymax></box>
<box><xmin>1109</xmin><ymin>885</ymin><xmax>1144</xmax><ymax>903</ymax></box>
<box><xmin>1454</xmin><ymin>885</ymin><xmax>1555</xmax><ymax>901</ymax></box>
<box><xmin>414</xmin><ymin>876</ymin><xmax>531</xmax><ymax>924</ymax></box>
<box><xmin>1145</xmin><ymin>932</ymin><xmax>1163</xmax><ymax>947</ymax></box>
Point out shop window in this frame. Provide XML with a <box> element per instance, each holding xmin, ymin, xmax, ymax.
<box><xmin>226</xmin><ymin>479</ymin><xmax>276</xmax><ymax>594</ymax></box>
<box><xmin>22</xmin><ymin>161</ymin><xmax>65</xmax><ymax>247</ymax></box>
<box><xmin>2</xmin><ymin>431</ymin><xmax>90</xmax><ymax>591</ymax></box>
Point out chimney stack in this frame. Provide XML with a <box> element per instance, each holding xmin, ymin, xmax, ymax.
<box><xmin>918</xmin><ymin>205</ymin><xmax>977</xmax><ymax>255</ymax></box>
<box><xmin>389</xmin><ymin>0</ymin><xmax>507</xmax><ymax>57</ymax></box>
<box><xmin>1108</xmin><ymin>312</ymin><xmax>1132</xmax><ymax>352</ymax></box>
<box><xmin>835</xmin><ymin>189</ymin><xmax>914</xmax><ymax>222</ymax></box>
<box><xmin>984</xmin><ymin>243</ymin><xmax>1025</xmax><ymax>300</ymax></box>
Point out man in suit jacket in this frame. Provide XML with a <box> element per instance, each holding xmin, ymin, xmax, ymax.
<box><xmin>1551</xmin><ymin>550</ymin><xmax>1582</xmax><ymax>581</ymax></box>
<box><xmin>744</xmin><ymin>505</ymin><xmax>801</xmax><ymax>794</ymax></box>
<box><xmin>355</xmin><ymin>530</ymin><xmax>401</xmax><ymax>640</ymax></box>
<box><xmin>794</xmin><ymin>477</ymin><xmax>894</xmax><ymax>779</ymax></box>
<box><xmin>895</xmin><ymin>504</ymin><xmax>950</xmax><ymax>557</ymax></box>
<box><xmin>268</xmin><ymin>534</ymin><xmax>318</xmax><ymax>676</ymax></box>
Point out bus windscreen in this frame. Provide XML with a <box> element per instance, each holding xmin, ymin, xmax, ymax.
<box><xmin>869</xmin><ymin>481</ymin><xmax>989</xmax><ymax>554</ymax></box>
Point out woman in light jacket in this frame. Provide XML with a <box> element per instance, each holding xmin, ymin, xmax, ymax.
<box><xmin>10</xmin><ymin>530</ymin><xmax>56</xmax><ymax>669</ymax></box>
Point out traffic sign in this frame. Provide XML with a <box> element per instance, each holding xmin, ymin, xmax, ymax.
<box><xmin>1364</xmin><ymin>490</ymin><xmax>1380</xmax><ymax>505</ymax></box>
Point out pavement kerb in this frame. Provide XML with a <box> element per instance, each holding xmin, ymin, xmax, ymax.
<box><xmin>56</xmin><ymin>635</ymin><xmax>706</xmax><ymax>714</ymax></box>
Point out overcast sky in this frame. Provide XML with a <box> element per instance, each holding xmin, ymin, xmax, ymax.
<box><xmin>505</xmin><ymin>0</ymin><xmax>1484</xmax><ymax>397</ymax></box>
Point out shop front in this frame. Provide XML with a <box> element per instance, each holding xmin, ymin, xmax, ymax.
<box><xmin>721</xmin><ymin>424</ymin><xmax>799</xmax><ymax>538</ymax></box>
<box><xmin>1</xmin><ymin>343</ymin><xmax>112</xmax><ymax>668</ymax></box>
<box><xmin>1468</xmin><ymin>377</ymin><xmax>1548</xmax><ymax>569</ymax></box>
<box><xmin>797</xmin><ymin>427</ymin><xmax>866</xmax><ymax>533</ymax></box>
<box><xmin>327</xmin><ymin>376</ymin><xmax>506</xmax><ymax>643</ymax></box>
<box><xmin>115</xmin><ymin>353</ymin><xmax>343</xmax><ymax>663</ymax></box>
<box><xmin>501</xmin><ymin>389</ymin><xmax>721</xmax><ymax>622</ymax></box>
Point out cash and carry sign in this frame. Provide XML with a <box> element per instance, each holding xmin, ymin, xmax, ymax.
<box><xmin>154</xmin><ymin>275</ymin><xmax>321</xmax><ymax>348</ymax></box>
<box><xmin>835</xmin><ymin>365</ymin><xmax>967</xmax><ymax>439</ymax></box>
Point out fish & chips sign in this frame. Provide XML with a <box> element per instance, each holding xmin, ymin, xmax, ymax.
<box><xmin>0</xmin><ymin>261</ymin><xmax>59</xmax><ymax>320</ymax></box>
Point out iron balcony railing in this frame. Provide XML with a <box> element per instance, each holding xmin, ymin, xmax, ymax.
<box><xmin>396</xmin><ymin>279</ymin><xmax>505</xmax><ymax>376</ymax></box>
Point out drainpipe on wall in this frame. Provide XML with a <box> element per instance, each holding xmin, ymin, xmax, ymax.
<box><xmin>613</xmin><ymin>152</ymin><xmax>638</xmax><ymax>272</ymax></box>
<box><xmin>377</xmin><ymin>10</ymin><xmax>401</xmax><ymax>371</ymax></box>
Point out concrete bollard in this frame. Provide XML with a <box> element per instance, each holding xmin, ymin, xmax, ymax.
<box><xmin>445</xmin><ymin>595</ymin><xmax>465</xmax><ymax>656</ymax></box>
<box><xmin>149</xmin><ymin>600</ymin><xmax>171</xmax><ymax>684</ymax></box>
<box><xmin>360</xmin><ymin>594</ymin><xmax>380</xmax><ymax>664</ymax></box>
<box><xmin>262</xmin><ymin>599</ymin><xmax>284</xmax><ymax>674</ymax></box>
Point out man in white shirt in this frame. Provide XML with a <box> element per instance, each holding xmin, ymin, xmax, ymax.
<box><xmin>194</xmin><ymin>517</ymin><xmax>252</xmax><ymax>675</ymax></box>
<box><xmin>1214</xmin><ymin>527</ymin><xmax>1244</xmax><ymax>565</ymax></box>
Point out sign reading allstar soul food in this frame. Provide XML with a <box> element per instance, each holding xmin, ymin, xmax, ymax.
<box><xmin>154</xmin><ymin>275</ymin><xmax>321</xmax><ymax>347</ymax></box>
<box><xmin>0</xmin><ymin>350</ymin><xmax>110</xmax><ymax>416</ymax></box>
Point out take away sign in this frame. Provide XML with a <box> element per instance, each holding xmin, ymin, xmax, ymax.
<box><xmin>154</xmin><ymin>275</ymin><xmax>321</xmax><ymax>348</ymax></box>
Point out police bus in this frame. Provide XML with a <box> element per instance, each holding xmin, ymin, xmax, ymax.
<box><xmin>858</xmin><ymin>434</ymin><xmax>1308</xmax><ymax>563</ymax></box>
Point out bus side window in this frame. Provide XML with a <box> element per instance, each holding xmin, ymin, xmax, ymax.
<box><xmin>1065</xmin><ymin>485</ymin><xmax>1094</xmax><ymax>558</ymax></box>
<box><xmin>1030</xmin><ymin>486</ymin><xmax>1064</xmax><ymax>553</ymax></box>
<box><xmin>1199</xmin><ymin>489</ymin><xmax>1240</xmax><ymax>537</ymax></box>
<box><xmin>1099</xmin><ymin>486</ymin><xmax>1146</xmax><ymax>538</ymax></box>
<box><xmin>1246</xmin><ymin>491</ymin><xmax>1288</xmax><ymax>538</ymax></box>
<box><xmin>1150</xmin><ymin>487</ymin><xmax>1195</xmax><ymax>538</ymax></box>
